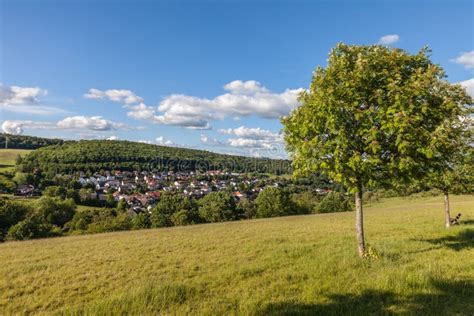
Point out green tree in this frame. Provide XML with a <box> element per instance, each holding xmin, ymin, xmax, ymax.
<box><xmin>151</xmin><ymin>194</ymin><xmax>194</xmax><ymax>227</ymax></box>
<box><xmin>116</xmin><ymin>198</ymin><xmax>127</xmax><ymax>212</ymax></box>
<box><xmin>283</xmin><ymin>44</ymin><xmax>471</xmax><ymax>256</ymax></box>
<box><xmin>198</xmin><ymin>191</ymin><xmax>236</xmax><ymax>223</ymax></box>
<box><xmin>0</xmin><ymin>199</ymin><xmax>31</xmax><ymax>239</ymax></box>
<box><xmin>428</xmin><ymin>144</ymin><xmax>474</xmax><ymax>227</ymax></box>
<box><xmin>7</xmin><ymin>214</ymin><xmax>59</xmax><ymax>241</ymax></box>
<box><xmin>34</xmin><ymin>196</ymin><xmax>76</xmax><ymax>227</ymax></box>
<box><xmin>315</xmin><ymin>192</ymin><xmax>353</xmax><ymax>213</ymax></box>
<box><xmin>255</xmin><ymin>187</ymin><xmax>293</xmax><ymax>218</ymax></box>
<box><xmin>131</xmin><ymin>212</ymin><xmax>151</xmax><ymax>229</ymax></box>
<box><xmin>13</xmin><ymin>172</ymin><xmax>33</xmax><ymax>185</ymax></box>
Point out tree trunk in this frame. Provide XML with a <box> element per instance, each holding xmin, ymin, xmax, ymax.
<box><xmin>355</xmin><ymin>187</ymin><xmax>365</xmax><ymax>257</ymax></box>
<box><xmin>444</xmin><ymin>190</ymin><xmax>451</xmax><ymax>228</ymax></box>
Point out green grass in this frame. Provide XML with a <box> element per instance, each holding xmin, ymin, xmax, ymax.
<box><xmin>1</xmin><ymin>195</ymin><xmax>473</xmax><ymax>315</ymax></box>
<box><xmin>0</xmin><ymin>149</ymin><xmax>32</xmax><ymax>172</ymax></box>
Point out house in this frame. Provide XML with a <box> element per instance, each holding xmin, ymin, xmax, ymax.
<box><xmin>14</xmin><ymin>185</ymin><xmax>35</xmax><ymax>196</ymax></box>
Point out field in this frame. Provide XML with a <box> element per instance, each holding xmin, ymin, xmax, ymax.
<box><xmin>1</xmin><ymin>195</ymin><xmax>473</xmax><ymax>315</ymax></box>
<box><xmin>0</xmin><ymin>149</ymin><xmax>32</xmax><ymax>172</ymax></box>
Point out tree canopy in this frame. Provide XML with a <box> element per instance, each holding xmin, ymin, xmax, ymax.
<box><xmin>283</xmin><ymin>43</ymin><xmax>472</xmax><ymax>256</ymax></box>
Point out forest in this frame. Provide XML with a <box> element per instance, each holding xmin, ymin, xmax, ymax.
<box><xmin>0</xmin><ymin>133</ymin><xmax>64</xmax><ymax>149</ymax></box>
<box><xmin>16</xmin><ymin>139</ymin><xmax>292</xmax><ymax>176</ymax></box>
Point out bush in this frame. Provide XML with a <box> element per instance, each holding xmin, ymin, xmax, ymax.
<box><xmin>255</xmin><ymin>187</ymin><xmax>295</xmax><ymax>218</ymax></box>
<box><xmin>43</xmin><ymin>186</ymin><xmax>67</xmax><ymax>199</ymax></box>
<box><xmin>314</xmin><ymin>192</ymin><xmax>353</xmax><ymax>213</ymax></box>
<box><xmin>291</xmin><ymin>191</ymin><xmax>321</xmax><ymax>214</ymax></box>
<box><xmin>67</xmin><ymin>208</ymin><xmax>131</xmax><ymax>234</ymax></box>
<box><xmin>7</xmin><ymin>214</ymin><xmax>60</xmax><ymax>241</ymax></box>
<box><xmin>198</xmin><ymin>192</ymin><xmax>236</xmax><ymax>223</ymax></box>
<box><xmin>131</xmin><ymin>212</ymin><xmax>151</xmax><ymax>230</ymax></box>
<box><xmin>170</xmin><ymin>209</ymin><xmax>199</xmax><ymax>226</ymax></box>
<box><xmin>151</xmin><ymin>194</ymin><xmax>195</xmax><ymax>228</ymax></box>
<box><xmin>0</xmin><ymin>198</ymin><xmax>31</xmax><ymax>239</ymax></box>
<box><xmin>237</xmin><ymin>198</ymin><xmax>256</xmax><ymax>219</ymax></box>
<box><xmin>35</xmin><ymin>196</ymin><xmax>76</xmax><ymax>227</ymax></box>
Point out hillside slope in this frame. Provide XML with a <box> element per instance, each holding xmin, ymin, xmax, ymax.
<box><xmin>17</xmin><ymin>139</ymin><xmax>291</xmax><ymax>175</ymax></box>
<box><xmin>1</xmin><ymin>195</ymin><xmax>473</xmax><ymax>315</ymax></box>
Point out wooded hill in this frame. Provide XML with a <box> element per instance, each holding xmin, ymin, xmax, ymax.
<box><xmin>0</xmin><ymin>133</ymin><xmax>64</xmax><ymax>149</ymax></box>
<box><xmin>17</xmin><ymin>139</ymin><xmax>291</xmax><ymax>176</ymax></box>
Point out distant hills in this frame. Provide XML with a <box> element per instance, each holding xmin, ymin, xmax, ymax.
<box><xmin>0</xmin><ymin>133</ymin><xmax>64</xmax><ymax>149</ymax></box>
<box><xmin>10</xmin><ymin>136</ymin><xmax>291</xmax><ymax>176</ymax></box>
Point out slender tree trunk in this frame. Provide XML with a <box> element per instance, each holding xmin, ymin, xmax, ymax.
<box><xmin>444</xmin><ymin>190</ymin><xmax>451</xmax><ymax>228</ymax></box>
<box><xmin>355</xmin><ymin>186</ymin><xmax>365</xmax><ymax>257</ymax></box>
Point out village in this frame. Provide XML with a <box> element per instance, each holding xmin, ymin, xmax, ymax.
<box><xmin>16</xmin><ymin>169</ymin><xmax>329</xmax><ymax>213</ymax></box>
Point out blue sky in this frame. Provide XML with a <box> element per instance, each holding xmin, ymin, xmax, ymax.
<box><xmin>1</xmin><ymin>0</ymin><xmax>473</xmax><ymax>158</ymax></box>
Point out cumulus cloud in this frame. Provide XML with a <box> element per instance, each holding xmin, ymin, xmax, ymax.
<box><xmin>2</xmin><ymin>121</ymin><xmax>25</xmax><ymax>135</ymax></box>
<box><xmin>460</xmin><ymin>78</ymin><xmax>474</xmax><ymax>97</ymax></box>
<box><xmin>87</xmin><ymin>81</ymin><xmax>302</xmax><ymax>130</ymax></box>
<box><xmin>0</xmin><ymin>84</ymin><xmax>67</xmax><ymax>115</ymax></box>
<box><xmin>1</xmin><ymin>120</ymin><xmax>55</xmax><ymax>135</ymax></box>
<box><xmin>200</xmin><ymin>134</ymin><xmax>224</xmax><ymax>146</ymax></box>
<box><xmin>218</xmin><ymin>126</ymin><xmax>284</xmax><ymax>150</ymax></box>
<box><xmin>106</xmin><ymin>135</ymin><xmax>119</xmax><ymax>140</ymax></box>
<box><xmin>57</xmin><ymin>116</ymin><xmax>114</xmax><ymax>131</ymax></box>
<box><xmin>219</xmin><ymin>126</ymin><xmax>281</xmax><ymax>140</ymax></box>
<box><xmin>378</xmin><ymin>34</ymin><xmax>400</xmax><ymax>45</ymax></box>
<box><xmin>2</xmin><ymin>116</ymin><xmax>131</xmax><ymax>135</ymax></box>
<box><xmin>155</xmin><ymin>136</ymin><xmax>175</xmax><ymax>146</ymax></box>
<box><xmin>452</xmin><ymin>51</ymin><xmax>474</xmax><ymax>69</ymax></box>
<box><xmin>84</xmin><ymin>88</ymin><xmax>144</xmax><ymax>105</ymax></box>
<box><xmin>141</xmin><ymin>81</ymin><xmax>302</xmax><ymax>129</ymax></box>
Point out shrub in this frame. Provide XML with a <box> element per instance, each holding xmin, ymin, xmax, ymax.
<box><xmin>255</xmin><ymin>187</ymin><xmax>294</xmax><ymax>218</ymax></box>
<box><xmin>67</xmin><ymin>208</ymin><xmax>132</xmax><ymax>234</ymax></box>
<box><xmin>198</xmin><ymin>192</ymin><xmax>236</xmax><ymax>223</ymax></box>
<box><xmin>151</xmin><ymin>194</ymin><xmax>194</xmax><ymax>228</ymax></box>
<box><xmin>170</xmin><ymin>209</ymin><xmax>199</xmax><ymax>226</ymax></box>
<box><xmin>34</xmin><ymin>196</ymin><xmax>76</xmax><ymax>227</ymax></box>
<box><xmin>7</xmin><ymin>214</ymin><xmax>59</xmax><ymax>241</ymax></box>
<box><xmin>314</xmin><ymin>192</ymin><xmax>353</xmax><ymax>213</ymax></box>
<box><xmin>237</xmin><ymin>198</ymin><xmax>256</xmax><ymax>219</ymax></box>
<box><xmin>131</xmin><ymin>212</ymin><xmax>151</xmax><ymax>230</ymax></box>
<box><xmin>291</xmin><ymin>191</ymin><xmax>321</xmax><ymax>214</ymax></box>
<box><xmin>0</xmin><ymin>198</ymin><xmax>31</xmax><ymax>239</ymax></box>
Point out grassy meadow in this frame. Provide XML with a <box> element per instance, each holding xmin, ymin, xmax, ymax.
<box><xmin>0</xmin><ymin>149</ymin><xmax>32</xmax><ymax>172</ymax></box>
<box><xmin>1</xmin><ymin>195</ymin><xmax>473</xmax><ymax>315</ymax></box>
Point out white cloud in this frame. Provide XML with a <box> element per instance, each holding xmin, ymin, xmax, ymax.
<box><xmin>145</xmin><ymin>81</ymin><xmax>302</xmax><ymax>129</ymax></box>
<box><xmin>84</xmin><ymin>88</ymin><xmax>144</xmax><ymax>105</ymax></box>
<box><xmin>220</xmin><ymin>126</ymin><xmax>284</xmax><ymax>151</ymax></box>
<box><xmin>378</xmin><ymin>34</ymin><xmax>400</xmax><ymax>45</ymax></box>
<box><xmin>223</xmin><ymin>80</ymin><xmax>268</xmax><ymax>95</ymax></box>
<box><xmin>106</xmin><ymin>135</ymin><xmax>118</xmax><ymax>140</ymax></box>
<box><xmin>2</xmin><ymin>116</ymin><xmax>132</xmax><ymax>135</ymax></box>
<box><xmin>89</xmin><ymin>81</ymin><xmax>302</xmax><ymax>130</ymax></box>
<box><xmin>200</xmin><ymin>134</ymin><xmax>224</xmax><ymax>146</ymax></box>
<box><xmin>460</xmin><ymin>78</ymin><xmax>474</xmax><ymax>97</ymax></box>
<box><xmin>452</xmin><ymin>51</ymin><xmax>474</xmax><ymax>69</ymax></box>
<box><xmin>155</xmin><ymin>136</ymin><xmax>175</xmax><ymax>146</ymax></box>
<box><xmin>57</xmin><ymin>116</ymin><xmax>116</xmax><ymax>131</ymax></box>
<box><xmin>2</xmin><ymin>121</ymin><xmax>25</xmax><ymax>135</ymax></box>
<box><xmin>219</xmin><ymin>126</ymin><xmax>281</xmax><ymax>140</ymax></box>
<box><xmin>0</xmin><ymin>84</ymin><xmax>67</xmax><ymax>115</ymax></box>
<box><xmin>0</xmin><ymin>85</ymin><xmax>47</xmax><ymax>105</ymax></box>
<box><xmin>1</xmin><ymin>120</ymin><xmax>55</xmax><ymax>135</ymax></box>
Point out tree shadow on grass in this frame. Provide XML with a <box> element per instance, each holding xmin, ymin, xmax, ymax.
<box><xmin>257</xmin><ymin>279</ymin><xmax>474</xmax><ymax>315</ymax></box>
<box><xmin>460</xmin><ymin>219</ymin><xmax>474</xmax><ymax>226</ymax></box>
<box><xmin>423</xmin><ymin>229</ymin><xmax>474</xmax><ymax>251</ymax></box>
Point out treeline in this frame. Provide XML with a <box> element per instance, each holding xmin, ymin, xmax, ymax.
<box><xmin>0</xmin><ymin>188</ymin><xmax>353</xmax><ymax>241</ymax></box>
<box><xmin>17</xmin><ymin>140</ymin><xmax>292</xmax><ymax>176</ymax></box>
<box><xmin>0</xmin><ymin>133</ymin><xmax>64</xmax><ymax>149</ymax></box>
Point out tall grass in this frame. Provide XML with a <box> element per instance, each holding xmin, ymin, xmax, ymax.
<box><xmin>0</xmin><ymin>195</ymin><xmax>473</xmax><ymax>315</ymax></box>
